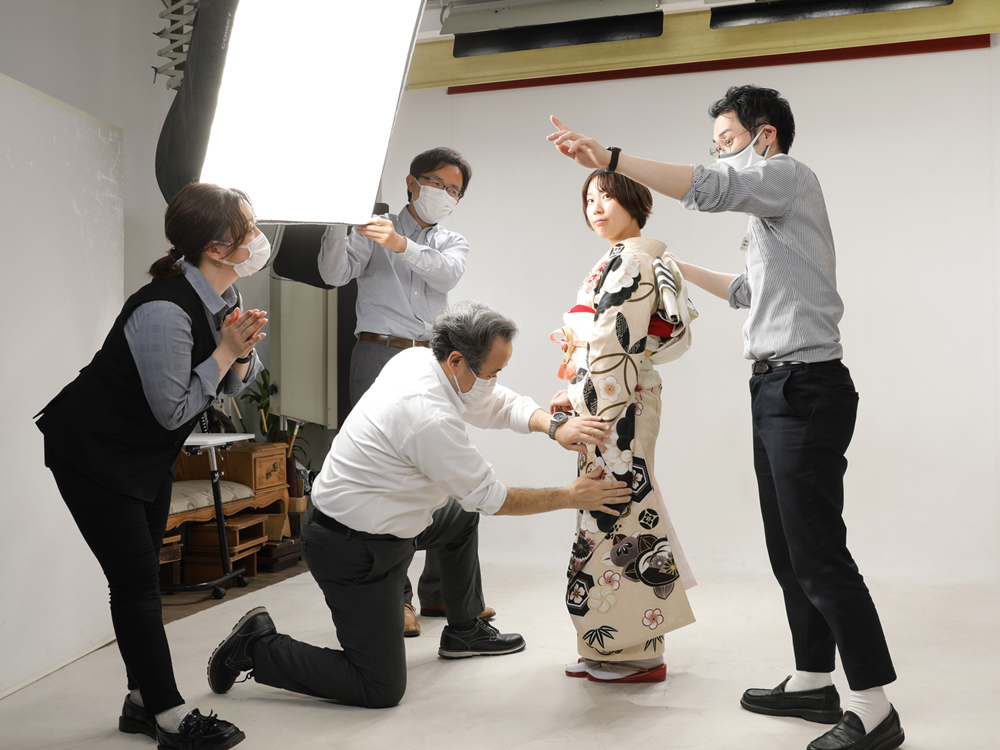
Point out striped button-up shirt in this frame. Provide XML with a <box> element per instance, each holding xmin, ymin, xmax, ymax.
<box><xmin>318</xmin><ymin>206</ymin><xmax>469</xmax><ymax>341</ymax></box>
<box><xmin>680</xmin><ymin>155</ymin><xmax>843</xmax><ymax>363</ymax></box>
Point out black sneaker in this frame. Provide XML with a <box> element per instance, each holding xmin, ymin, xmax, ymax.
<box><xmin>741</xmin><ymin>676</ymin><xmax>843</xmax><ymax>724</ymax></box>
<box><xmin>438</xmin><ymin>619</ymin><xmax>525</xmax><ymax>659</ymax></box>
<box><xmin>155</xmin><ymin>709</ymin><xmax>245</xmax><ymax>750</ymax></box>
<box><xmin>207</xmin><ymin>606</ymin><xmax>276</xmax><ymax>694</ymax></box>
<box><xmin>118</xmin><ymin>694</ymin><xmax>155</xmax><ymax>739</ymax></box>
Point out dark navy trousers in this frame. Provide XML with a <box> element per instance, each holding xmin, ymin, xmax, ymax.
<box><xmin>750</xmin><ymin>360</ymin><xmax>896</xmax><ymax>691</ymax></box>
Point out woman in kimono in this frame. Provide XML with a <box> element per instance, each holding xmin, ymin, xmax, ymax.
<box><xmin>551</xmin><ymin>169</ymin><xmax>697</xmax><ymax>683</ymax></box>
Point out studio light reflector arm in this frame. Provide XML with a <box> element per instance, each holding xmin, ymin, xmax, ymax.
<box><xmin>154</xmin><ymin>0</ymin><xmax>196</xmax><ymax>90</ymax></box>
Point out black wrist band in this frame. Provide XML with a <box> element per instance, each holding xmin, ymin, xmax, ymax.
<box><xmin>607</xmin><ymin>146</ymin><xmax>621</xmax><ymax>172</ymax></box>
<box><xmin>235</xmin><ymin>350</ymin><xmax>253</xmax><ymax>364</ymax></box>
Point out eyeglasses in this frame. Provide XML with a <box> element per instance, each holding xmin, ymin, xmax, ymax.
<box><xmin>418</xmin><ymin>175</ymin><xmax>463</xmax><ymax>200</ymax></box>
<box><xmin>709</xmin><ymin>123</ymin><xmax>769</xmax><ymax>157</ymax></box>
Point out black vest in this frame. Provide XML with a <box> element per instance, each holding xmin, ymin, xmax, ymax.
<box><xmin>36</xmin><ymin>274</ymin><xmax>219</xmax><ymax>501</ymax></box>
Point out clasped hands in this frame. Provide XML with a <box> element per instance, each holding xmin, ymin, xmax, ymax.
<box><xmin>219</xmin><ymin>307</ymin><xmax>267</xmax><ymax>364</ymax></box>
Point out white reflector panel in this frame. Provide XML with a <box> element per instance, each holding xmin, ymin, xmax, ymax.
<box><xmin>201</xmin><ymin>1</ymin><xmax>424</xmax><ymax>223</ymax></box>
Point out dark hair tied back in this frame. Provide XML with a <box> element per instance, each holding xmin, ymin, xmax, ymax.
<box><xmin>149</xmin><ymin>183</ymin><xmax>254</xmax><ymax>279</ymax></box>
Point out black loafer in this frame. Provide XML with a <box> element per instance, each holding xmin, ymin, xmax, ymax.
<box><xmin>207</xmin><ymin>606</ymin><xmax>276</xmax><ymax>694</ymax></box>
<box><xmin>438</xmin><ymin>620</ymin><xmax>525</xmax><ymax>659</ymax></box>
<box><xmin>118</xmin><ymin>694</ymin><xmax>155</xmax><ymax>739</ymax></box>
<box><xmin>741</xmin><ymin>676</ymin><xmax>843</xmax><ymax>724</ymax></box>
<box><xmin>155</xmin><ymin>709</ymin><xmax>245</xmax><ymax>750</ymax></box>
<box><xmin>807</xmin><ymin>706</ymin><xmax>904</xmax><ymax>750</ymax></box>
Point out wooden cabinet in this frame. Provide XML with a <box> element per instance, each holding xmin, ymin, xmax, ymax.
<box><xmin>171</xmin><ymin>442</ymin><xmax>291</xmax><ymax>581</ymax></box>
<box><xmin>174</xmin><ymin>441</ymin><xmax>289</xmax><ymax>514</ymax></box>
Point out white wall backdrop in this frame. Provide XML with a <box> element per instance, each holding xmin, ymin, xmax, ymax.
<box><xmin>380</xmin><ymin>39</ymin><xmax>1000</xmax><ymax>585</ymax></box>
<box><xmin>0</xmin><ymin>1</ymin><xmax>180</xmax><ymax>695</ymax></box>
<box><xmin>0</xmin><ymin>75</ymin><xmax>124</xmax><ymax>695</ymax></box>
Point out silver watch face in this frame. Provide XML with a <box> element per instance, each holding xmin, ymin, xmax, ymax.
<box><xmin>550</xmin><ymin>411</ymin><xmax>568</xmax><ymax>438</ymax></box>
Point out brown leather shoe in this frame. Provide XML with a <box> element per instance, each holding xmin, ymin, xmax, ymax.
<box><xmin>403</xmin><ymin>603</ymin><xmax>420</xmax><ymax>637</ymax></box>
<box><xmin>420</xmin><ymin>602</ymin><xmax>496</xmax><ymax>621</ymax></box>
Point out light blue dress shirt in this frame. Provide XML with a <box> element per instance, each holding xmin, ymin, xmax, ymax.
<box><xmin>317</xmin><ymin>206</ymin><xmax>469</xmax><ymax>341</ymax></box>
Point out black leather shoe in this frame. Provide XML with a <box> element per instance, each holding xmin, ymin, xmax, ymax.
<box><xmin>155</xmin><ymin>709</ymin><xmax>245</xmax><ymax>750</ymax></box>
<box><xmin>438</xmin><ymin>620</ymin><xmax>525</xmax><ymax>659</ymax></box>
<box><xmin>807</xmin><ymin>706</ymin><xmax>904</xmax><ymax>750</ymax></box>
<box><xmin>118</xmin><ymin>694</ymin><xmax>155</xmax><ymax>739</ymax></box>
<box><xmin>740</xmin><ymin>676</ymin><xmax>843</xmax><ymax>724</ymax></box>
<box><xmin>207</xmin><ymin>606</ymin><xmax>276</xmax><ymax>694</ymax></box>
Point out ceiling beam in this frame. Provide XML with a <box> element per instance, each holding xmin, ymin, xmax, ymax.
<box><xmin>406</xmin><ymin>0</ymin><xmax>999</xmax><ymax>90</ymax></box>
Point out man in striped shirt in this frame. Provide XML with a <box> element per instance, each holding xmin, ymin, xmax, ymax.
<box><xmin>548</xmin><ymin>86</ymin><xmax>903</xmax><ymax>750</ymax></box>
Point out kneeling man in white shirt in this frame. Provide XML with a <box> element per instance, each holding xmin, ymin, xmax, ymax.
<box><xmin>206</xmin><ymin>301</ymin><xmax>629</xmax><ymax>708</ymax></box>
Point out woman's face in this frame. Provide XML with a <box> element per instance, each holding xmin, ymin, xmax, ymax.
<box><xmin>586</xmin><ymin>180</ymin><xmax>640</xmax><ymax>245</ymax></box>
<box><xmin>213</xmin><ymin>202</ymin><xmax>260</xmax><ymax>264</ymax></box>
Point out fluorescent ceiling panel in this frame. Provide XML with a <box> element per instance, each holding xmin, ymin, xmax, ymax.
<box><xmin>201</xmin><ymin>1</ymin><xmax>424</xmax><ymax>224</ymax></box>
<box><xmin>440</xmin><ymin>0</ymin><xmax>660</xmax><ymax>34</ymax></box>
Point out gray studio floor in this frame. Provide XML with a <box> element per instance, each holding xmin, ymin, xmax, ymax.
<box><xmin>3</xmin><ymin>558</ymin><xmax>997</xmax><ymax>750</ymax></box>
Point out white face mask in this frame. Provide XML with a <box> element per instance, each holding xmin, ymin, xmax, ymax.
<box><xmin>717</xmin><ymin>127</ymin><xmax>770</xmax><ymax>171</ymax></box>
<box><xmin>412</xmin><ymin>184</ymin><xmax>458</xmax><ymax>225</ymax></box>
<box><xmin>220</xmin><ymin>232</ymin><xmax>271</xmax><ymax>277</ymax></box>
<box><xmin>450</xmin><ymin>365</ymin><xmax>496</xmax><ymax>407</ymax></box>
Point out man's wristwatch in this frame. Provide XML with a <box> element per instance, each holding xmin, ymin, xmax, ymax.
<box><xmin>549</xmin><ymin>411</ymin><xmax>569</xmax><ymax>440</ymax></box>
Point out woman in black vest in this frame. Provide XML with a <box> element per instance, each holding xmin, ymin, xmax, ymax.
<box><xmin>35</xmin><ymin>183</ymin><xmax>268</xmax><ymax>750</ymax></box>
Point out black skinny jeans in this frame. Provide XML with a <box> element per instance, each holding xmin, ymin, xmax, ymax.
<box><xmin>750</xmin><ymin>360</ymin><xmax>896</xmax><ymax>691</ymax></box>
<box><xmin>47</xmin><ymin>449</ymin><xmax>183</xmax><ymax>716</ymax></box>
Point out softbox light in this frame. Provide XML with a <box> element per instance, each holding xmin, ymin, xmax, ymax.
<box><xmin>199</xmin><ymin>0</ymin><xmax>425</xmax><ymax>224</ymax></box>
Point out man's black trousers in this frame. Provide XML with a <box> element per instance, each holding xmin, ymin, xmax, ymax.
<box><xmin>750</xmin><ymin>360</ymin><xmax>896</xmax><ymax>691</ymax></box>
<box><xmin>251</xmin><ymin>498</ymin><xmax>485</xmax><ymax>708</ymax></box>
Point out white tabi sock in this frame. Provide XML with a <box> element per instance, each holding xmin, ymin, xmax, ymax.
<box><xmin>847</xmin><ymin>686</ymin><xmax>891</xmax><ymax>734</ymax></box>
<box><xmin>155</xmin><ymin>704</ymin><xmax>190</xmax><ymax>733</ymax></box>
<box><xmin>129</xmin><ymin>689</ymin><xmax>143</xmax><ymax>707</ymax></box>
<box><xmin>784</xmin><ymin>670</ymin><xmax>834</xmax><ymax>692</ymax></box>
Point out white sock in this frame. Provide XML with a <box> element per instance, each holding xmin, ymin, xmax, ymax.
<box><xmin>155</xmin><ymin>704</ymin><xmax>190</xmax><ymax>733</ymax></box>
<box><xmin>785</xmin><ymin>670</ymin><xmax>833</xmax><ymax>692</ymax></box>
<box><xmin>129</xmin><ymin>689</ymin><xmax>143</xmax><ymax>707</ymax></box>
<box><xmin>847</xmin><ymin>687</ymin><xmax>891</xmax><ymax>734</ymax></box>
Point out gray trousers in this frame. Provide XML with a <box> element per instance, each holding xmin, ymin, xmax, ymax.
<box><xmin>350</xmin><ymin>338</ymin><xmax>480</xmax><ymax>608</ymax></box>
<box><xmin>251</xmin><ymin>499</ymin><xmax>485</xmax><ymax>708</ymax></box>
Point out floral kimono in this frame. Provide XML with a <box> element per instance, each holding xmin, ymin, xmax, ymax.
<box><xmin>556</xmin><ymin>236</ymin><xmax>698</xmax><ymax>662</ymax></box>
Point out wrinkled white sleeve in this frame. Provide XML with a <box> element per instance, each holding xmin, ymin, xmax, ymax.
<box><xmin>402</xmin><ymin>415</ymin><xmax>508</xmax><ymax>516</ymax></box>
<box><xmin>461</xmin><ymin>385</ymin><xmax>540</xmax><ymax>434</ymax></box>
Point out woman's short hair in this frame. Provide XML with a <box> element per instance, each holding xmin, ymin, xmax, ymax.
<box><xmin>431</xmin><ymin>301</ymin><xmax>518</xmax><ymax>375</ymax></box>
<box><xmin>581</xmin><ymin>170</ymin><xmax>653</xmax><ymax>231</ymax></box>
<box><xmin>149</xmin><ymin>183</ymin><xmax>254</xmax><ymax>279</ymax></box>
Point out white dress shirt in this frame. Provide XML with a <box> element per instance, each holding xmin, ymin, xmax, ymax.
<box><xmin>311</xmin><ymin>348</ymin><xmax>541</xmax><ymax>538</ymax></box>
<box><xmin>317</xmin><ymin>207</ymin><xmax>469</xmax><ymax>340</ymax></box>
